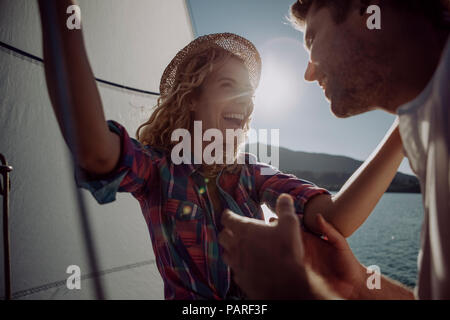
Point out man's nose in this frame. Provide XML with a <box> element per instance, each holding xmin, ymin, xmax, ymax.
<box><xmin>304</xmin><ymin>62</ymin><xmax>317</xmax><ymax>82</ymax></box>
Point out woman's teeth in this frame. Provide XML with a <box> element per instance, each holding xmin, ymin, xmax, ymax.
<box><xmin>223</xmin><ymin>113</ymin><xmax>244</xmax><ymax>121</ymax></box>
<box><xmin>223</xmin><ymin>113</ymin><xmax>244</xmax><ymax>127</ymax></box>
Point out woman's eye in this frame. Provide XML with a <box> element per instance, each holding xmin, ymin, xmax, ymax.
<box><xmin>221</xmin><ymin>82</ymin><xmax>232</xmax><ymax>88</ymax></box>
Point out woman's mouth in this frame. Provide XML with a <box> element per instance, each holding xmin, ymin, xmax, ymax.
<box><xmin>222</xmin><ymin>113</ymin><xmax>245</xmax><ymax>129</ymax></box>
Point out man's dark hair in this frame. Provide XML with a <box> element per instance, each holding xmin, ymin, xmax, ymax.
<box><xmin>289</xmin><ymin>0</ymin><xmax>450</xmax><ymax>31</ymax></box>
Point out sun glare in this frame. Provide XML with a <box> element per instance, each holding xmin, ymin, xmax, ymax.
<box><xmin>255</xmin><ymin>50</ymin><xmax>301</xmax><ymax>117</ymax></box>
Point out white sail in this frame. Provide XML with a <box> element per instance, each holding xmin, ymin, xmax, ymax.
<box><xmin>0</xmin><ymin>0</ymin><xmax>194</xmax><ymax>300</ymax></box>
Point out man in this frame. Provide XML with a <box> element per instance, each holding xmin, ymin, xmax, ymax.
<box><xmin>219</xmin><ymin>0</ymin><xmax>450</xmax><ymax>299</ymax></box>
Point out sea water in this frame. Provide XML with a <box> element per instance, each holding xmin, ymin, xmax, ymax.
<box><xmin>348</xmin><ymin>193</ymin><xmax>423</xmax><ymax>288</ymax></box>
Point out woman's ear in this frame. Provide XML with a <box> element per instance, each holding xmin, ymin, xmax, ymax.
<box><xmin>188</xmin><ymin>89</ymin><xmax>200</xmax><ymax>111</ymax></box>
<box><xmin>188</xmin><ymin>97</ymin><xmax>196</xmax><ymax>111</ymax></box>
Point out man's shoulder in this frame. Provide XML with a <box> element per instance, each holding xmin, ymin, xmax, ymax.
<box><xmin>398</xmin><ymin>36</ymin><xmax>450</xmax><ymax>116</ymax></box>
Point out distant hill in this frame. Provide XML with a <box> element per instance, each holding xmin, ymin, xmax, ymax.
<box><xmin>245</xmin><ymin>144</ymin><xmax>421</xmax><ymax>193</ymax></box>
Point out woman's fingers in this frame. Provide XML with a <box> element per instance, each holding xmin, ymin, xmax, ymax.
<box><xmin>316</xmin><ymin>214</ymin><xmax>348</xmax><ymax>250</ymax></box>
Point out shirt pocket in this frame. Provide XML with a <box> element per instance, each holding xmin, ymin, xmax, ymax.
<box><xmin>165</xmin><ymin>198</ymin><xmax>205</xmax><ymax>248</ymax></box>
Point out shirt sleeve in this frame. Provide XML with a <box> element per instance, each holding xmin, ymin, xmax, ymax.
<box><xmin>254</xmin><ymin>161</ymin><xmax>331</xmax><ymax>215</ymax></box>
<box><xmin>74</xmin><ymin>120</ymin><xmax>159</xmax><ymax>204</ymax></box>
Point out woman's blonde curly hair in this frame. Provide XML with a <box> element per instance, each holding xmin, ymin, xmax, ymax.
<box><xmin>136</xmin><ymin>47</ymin><xmax>253</xmax><ymax>177</ymax></box>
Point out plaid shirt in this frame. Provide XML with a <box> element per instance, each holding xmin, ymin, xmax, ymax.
<box><xmin>75</xmin><ymin>120</ymin><xmax>330</xmax><ymax>300</ymax></box>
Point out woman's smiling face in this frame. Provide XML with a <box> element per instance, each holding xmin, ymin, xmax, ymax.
<box><xmin>192</xmin><ymin>56</ymin><xmax>254</xmax><ymax>136</ymax></box>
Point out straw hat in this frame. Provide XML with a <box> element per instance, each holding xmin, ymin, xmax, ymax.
<box><xmin>160</xmin><ymin>33</ymin><xmax>262</xmax><ymax>97</ymax></box>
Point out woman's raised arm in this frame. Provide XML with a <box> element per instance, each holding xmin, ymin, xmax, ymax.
<box><xmin>303</xmin><ymin>119</ymin><xmax>404</xmax><ymax>237</ymax></box>
<box><xmin>38</xmin><ymin>0</ymin><xmax>120</xmax><ymax>175</ymax></box>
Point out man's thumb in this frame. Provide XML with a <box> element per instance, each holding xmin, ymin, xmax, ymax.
<box><xmin>275</xmin><ymin>194</ymin><xmax>297</xmax><ymax>226</ymax></box>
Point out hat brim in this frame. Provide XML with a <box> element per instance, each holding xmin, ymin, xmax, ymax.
<box><xmin>160</xmin><ymin>33</ymin><xmax>261</xmax><ymax>97</ymax></box>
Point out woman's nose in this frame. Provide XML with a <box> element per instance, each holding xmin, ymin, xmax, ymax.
<box><xmin>234</xmin><ymin>90</ymin><xmax>253</xmax><ymax>105</ymax></box>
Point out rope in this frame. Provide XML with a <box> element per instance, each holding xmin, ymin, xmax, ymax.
<box><xmin>0</xmin><ymin>40</ymin><xmax>160</xmax><ymax>97</ymax></box>
<box><xmin>0</xmin><ymin>154</ymin><xmax>13</xmax><ymax>300</ymax></box>
<box><xmin>38</xmin><ymin>4</ymin><xmax>106</xmax><ymax>299</ymax></box>
<box><xmin>2</xmin><ymin>259</ymin><xmax>156</xmax><ymax>300</ymax></box>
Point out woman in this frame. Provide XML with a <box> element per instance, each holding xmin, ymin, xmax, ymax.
<box><xmin>39</xmin><ymin>0</ymin><xmax>404</xmax><ymax>299</ymax></box>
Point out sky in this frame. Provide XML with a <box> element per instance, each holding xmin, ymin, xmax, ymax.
<box><xmin>186</xmin><ymin>0</ymin><xmax>413</xmax><ymax>175</ymax></box>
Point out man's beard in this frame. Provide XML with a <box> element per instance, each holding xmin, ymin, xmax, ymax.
<box><xmin>327</xmin><ymin>71</ymin><xmax>389</xmax><ymax>118</ymax></box>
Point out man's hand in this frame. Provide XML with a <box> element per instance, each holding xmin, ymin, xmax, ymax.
<box><xmin>299</xmin><ymin>213</ymin><xmax>366</xmax><ymax>299</ymax></box>
<box><xmin>219</xmin><ymin>194</ymin><xmax>367</xmax><ymax>299</ymax></box>
<box><xmin>219</xmin><ymin>194</ymin><xmax>314</xmax><ymax>299</ymax></box>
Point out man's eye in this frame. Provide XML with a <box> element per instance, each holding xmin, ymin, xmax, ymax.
<box><xmin>304</xmin><ymin>34</ymin><xmax>314</xmax><ymax>51</ymax></box>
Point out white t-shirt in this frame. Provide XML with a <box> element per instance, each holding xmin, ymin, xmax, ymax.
<box><xmin>397</xmin><ymin>35</ymin><xmax>450</xmax><ymax>300</ymax></box>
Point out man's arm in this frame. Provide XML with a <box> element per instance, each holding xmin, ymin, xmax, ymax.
<box><xmin>299</xmin><ymin>263</ymin><xmax>414</xmax><ymax>300</ymax></box>
<box><xmin>356</xmin><ymin>273</ymin><xmax>414</xmax><ymax>300</ymax></box>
